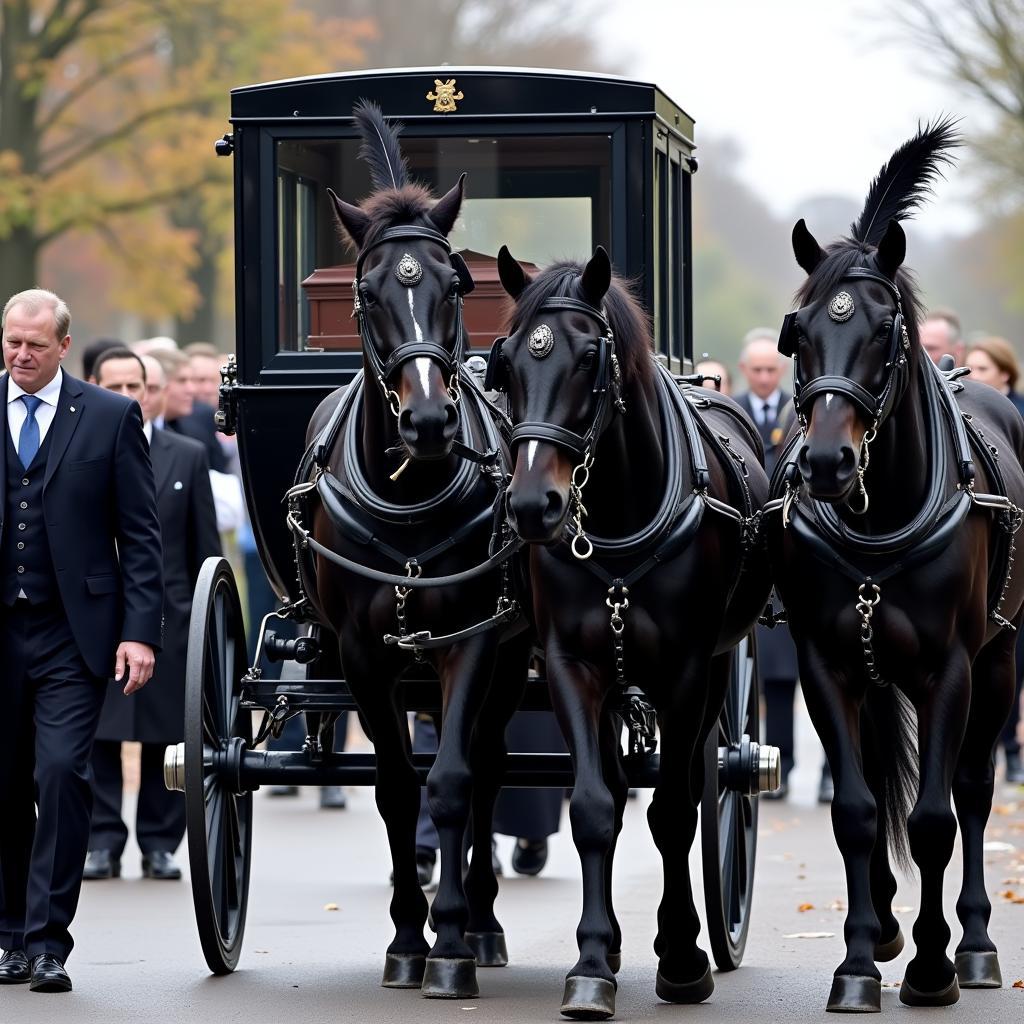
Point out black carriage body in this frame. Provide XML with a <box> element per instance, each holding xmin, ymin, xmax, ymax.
<box><xmin>224</xmin><ymin>66</ymin><xmax>695</xmax><ymax>600</ymax></box>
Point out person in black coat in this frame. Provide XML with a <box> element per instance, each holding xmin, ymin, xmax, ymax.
<box><xmin>735</xmin><ymin>330</ymin><xmax>831</xmax><ymax>801</ymax></box>
<box><xmin>84</xmin><ymin>350</ymin><xmax>222</xmax><ymax>881</ymax></box>
<box><xmin>0</xmin><ymin>291</ymin><xmax>162</xmax><ymax>992</ymax></box>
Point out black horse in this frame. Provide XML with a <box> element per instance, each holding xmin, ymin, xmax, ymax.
<box><xmin>297</xmin><ymin>102</ymin><xmax>528</xmax><ymax>999</ymax></box>
<box><xmin>767</xmin><ymin>120</ymin><xmax>1024</xmax><ymax>1011</ymax></box>
<box><xmin>488</xmin><ymin>246</ymin><xmax>771</xmax><ymax>1019</ymax></box>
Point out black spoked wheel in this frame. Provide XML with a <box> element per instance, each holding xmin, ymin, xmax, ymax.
<box><xmin>185</xmin><ymin>557</ymin><xmax>253</xmax><ymax>975</ymax></box>
<box><xmin>701</xmin><ymin>632</ymin><xmax>760</xmax><ymax>971</ymax></box>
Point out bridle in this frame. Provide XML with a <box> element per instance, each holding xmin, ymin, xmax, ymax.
<box><xmin>352</xmin><ymin>224</ymin><xmax>475</xmax><ymax>416</ymax></box>
<box><xmin>485</xmin><ymin>296</ymin><xmax>624</xmax><ymax>461</ymax></box>
<box><xmin>778</xmin><ymin>266</ymin><xmax>911</xmax><ymax>514</ymax></box>
<box><xmin>485</xmin><ymin>295</ymin><xmax>625</xmax><ymax>558</ymax></box>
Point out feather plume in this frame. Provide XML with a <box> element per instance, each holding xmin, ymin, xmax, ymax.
<box><xmin>352</xmin><ymin>99</ymin><xmax>408</xmax><ymax>192</ymax></box>
<box><xmin>850</xmin><ymin>116</ymin><xmax>962</xmax><ymax>246</ymax></box>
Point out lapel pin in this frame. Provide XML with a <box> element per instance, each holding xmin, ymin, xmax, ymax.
<box><xmin>69</xmin><ymin>406</ymin><xmax>76</xmax><ymax>412</ymax></box>
<box><xmin>174</xmin><ymin>481</ymin><xmax>183</xmax><ymax>490</ymax></box>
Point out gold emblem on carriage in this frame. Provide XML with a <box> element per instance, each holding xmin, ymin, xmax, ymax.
<box><xmin>427</xmin><ymin>78</ymin><xmax>464</xmax><ymax>113</ymax></box>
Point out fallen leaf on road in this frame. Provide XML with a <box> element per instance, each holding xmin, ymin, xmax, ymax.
<box><xmin>797</xmin><ymin>874</ymin><xmax>807</xmax><ymax>880</ymax></box>
<box><xmin>827</xmin><ymin>900</ymin><xmax>847</xmax><ymax>912</ymax></box>
<box><xmin>784</xmin><ymin>931</ymin><xmax>835</xmax><ymax>939</ymax></box>
<box><xmin>983</xmin><ymin>841</ymin><xmax>1016</xmax><ymax>852</ymax></box>
<box><xmin>1003</xmin><ymin>878</ymin><xmax>1024</xmax><ymax>885</ymax></box>
<box><xmin>797</xmin><ymin>903</ymin><xmax>815</xmax><ymax>912</ymax></box>
<box><xmin>324</xmin><ymin>903</ymin><xmax>339</xmax><ymax>911</ymax></box>
<box><xmin>881</xmin><ymin>981</ymin><xmax>902</xmax><ymax>988</ymax></box>
<box><xmin>1013</xmin><ymin>979</ymin><xmax>1024</xmax><ymax>989</ymax></box>
<box><xmin>255</xmin><ymin>949</ymin><xmax>269</xmax><ymax>954</ymax></box>
<box><xmin>992</xmin><ymin>803</ymin><xmax>1018</xmax><ymax>816</ymax></box>
<box><xmin>998</xmin><ymin>890</ymin><xmax>1019</xmax><ymax>902</ymax></box>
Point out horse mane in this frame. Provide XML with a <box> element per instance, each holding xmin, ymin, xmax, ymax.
<box><xmin>508</xmin><ymin>260</ymin><xmax>655</xmax><ymax>389</ymax></box>
<box><xmin>795</xmin><ymin>118</ymin><xmax>961</xmax><ymax>350</ymax></box>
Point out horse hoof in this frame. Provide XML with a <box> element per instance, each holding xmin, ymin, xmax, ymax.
<box><xmin>421</xmin><ymin>957</ymin><xmax>479</xmax><ymax>999</ymax></box>
<box><xmin>655</xmin><ymin>963</ymin><xmax>714</xmax><ymax>1004</ymax></box>
<box><xmin>381</xmin><ymin>953</ymin><xmax>426</xmax><ymax>988</ymax></box>
<box><xmin>466</xmin><ymin>931</ymin><xmax>508</xmax><ymax>967</ymax></box>
<box><xmin>873</xmin><ymin>927</ymin><xmax>905</xmax><ymax>962</ymax></box>
<box><xmin>955</xmin><ymin>951</ymin><xmax>1002</xmax><ymax>989</ymax></box>
<box><xmin>559</xmin><ymin>975</ymin><xmax>616</xmax><ymax>1020</ymax></box>
<box><xmin>826</xmin><ymin>975</ymin><xmax>881</xmax><ymax>1013</ymax></box>
<box><xmin>606</xmin><ymin>950</ymin><xmax>621</xmax><ymax>974</ymax></box>
<box><xmin>899</xmin><ymin>974</ymin><xmax>960</xmax><ymax>1007</ymax></box>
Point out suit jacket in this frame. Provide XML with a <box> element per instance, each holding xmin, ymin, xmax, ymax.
<box><xmin>734</xmin><ymin>389</ymin><xmax>793</xmax><ymax>477</ymax></box>
<box><xmin>0</xmin><ymin>373</ymin><xmax>163</xmax><ymax>677</ymax></box>
<box><xmin>97</xmin><ymin>428</ymin><xmax>221</xmax><ymax>743</ymax></box>
<box><xmin>166</xmin><ymin>401</ymin><xmax>227</xmax><ymax>472</ymax></box>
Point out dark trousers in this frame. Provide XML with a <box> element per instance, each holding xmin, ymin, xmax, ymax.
<box><xmin>89</xmin><ymin>741</ymin><xmax>186</xmax><ymax>858</ymax></box>
<box><xmin>0</xmin><ymin>601</ymin><xmax>105</xmax><ymax>961</ymax></box>
<box><xmin>764</xmin><ymin>676</ymin><xmax>797</xmax><ymax>781</ymax></box>
<box><xmin>1002</xmin><ymin>626</ymin><xmax>1024</xmax><ymax>757</ymax></box>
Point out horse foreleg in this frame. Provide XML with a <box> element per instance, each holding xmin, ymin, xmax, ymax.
<box><xmin>799</xmin><ymin>644</ymin><xmax>882</xmax><ymax>1012</ymax></box>
<box><xmin>421</xmin><ymin>637</ymin><xmax>499</xmax><ymax>999</ymax></box>
<box><xmin>901</xmin><ymin>648</ymin><xmax>971</xmax><ymax>1006</ymax></box>
<box><xmin>648</xmin><ymin>651</ymin><xmax>724</xmax><ymax>1004</ymax></box>
<box><xmin>342</xmin><ymin>638</ymin><xmax>429</xmax><ymax>988</ymax></box>
<box><xmin>463</xmin><ymin>632</ymin><xmax>531</xmax><ymax>965</ymax></box>
<box><xmin>598</xmin><ymin>708</ymin><xmax>629</xmax><ymax>974</ymax></box>
<box><xmin>545</xmin><ymin>649</ymin><xmax>618</xmax><ymax>1020</ymax></box>
<box><xmin>952</xmin><ymin>626</ymin><xmax>1016</xmax><ymax>989</ymax></box>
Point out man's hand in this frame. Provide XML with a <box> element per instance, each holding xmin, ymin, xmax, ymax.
<box><xmin>115</xmin><ymin>641</ymin><xmax>156</xmax><ymax>695</ymax></box>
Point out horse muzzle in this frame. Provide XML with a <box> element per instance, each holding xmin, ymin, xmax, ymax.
<box><xmin>398</xmin><ymin>399</ymin><xmax>459</xmax><ymax>459</ymax></box>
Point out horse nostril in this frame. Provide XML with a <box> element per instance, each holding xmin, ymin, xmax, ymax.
<box><xmin>797</xmin><ymin>446</ymin><xmax>811</xmax><ymax>476</ymax></box>
<box><xmin>542</xmin><ymin>489</ymin><xmax>565</xmax><ymax>530</ymax></box>
<box><xmin>442</xmin><ymin>402</ymin><xmax>458</xmax><ymax>438</ymax></box>
<box><xmin>838</xmin><ymin>445</ymin><xmax>857</xmax><ymax>476</ymax></box>
<box><xmin>398</xmin><ymin>408</ymin><xmax>415</xmax><ymax>438</ymax></box>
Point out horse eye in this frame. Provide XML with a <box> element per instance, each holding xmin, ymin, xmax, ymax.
<box><xmin>360</xmin><ymin>286</ymin><xmax>376</xmax><ymax>307</ymax></box>
<box><xmin>877</xmin><ymin>322</ymin><xmax>892</xmax><ymax>341</ymax></box>
<box><xmin>579</xmin><ymin>350</ymin><xmax>596</xmax><ymax>371</ymax></box>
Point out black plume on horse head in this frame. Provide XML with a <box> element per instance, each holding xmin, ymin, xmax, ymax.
<box><xmin>793</xmin><ymin>116</ymin><xmax>961</xmax><ymax>284</ymax></box>
<box><xmin>352</xmin><ymin>99</ymin><xmax>410</xmax><ymax>192</ymax></box>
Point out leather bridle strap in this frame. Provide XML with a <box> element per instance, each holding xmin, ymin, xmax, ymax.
<box><xmin>798</xmin><ymin>376</ymin><xmax>883</xmax><ymax>421</ymax></box>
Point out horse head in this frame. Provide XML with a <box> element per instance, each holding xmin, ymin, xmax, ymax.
<box><xmin>492</xmin><ymin>245</ymin><xmax>642</xmax><ymax>543</ymax></box>
<box><xmin>782</xmin><ymin>117</ymin><xmax>959</xmax><ymax>505</ymax></box>
<box><xmin>329</xmin><ymin>101</ymin><xmax>472</xmax><ymax>460</ymax></box>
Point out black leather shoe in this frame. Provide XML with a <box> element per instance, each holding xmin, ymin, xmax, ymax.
<box><xmin>416</xmin><ymin>847</ymin><xmax>436</xmax><ymax>887</ymax></box>
<box><xmin>319</xmin><ymin>786</ymin><xmax>347</xmax><ymax>809</ymax></box>
<box><xmin>267</xmin><ymin>785</ymin><xmax>299</xmax><ymax>797</ymax></box>
<box><xmin>83</xmin><ymin>849</ymin><xmax>120</xmax><ymax>880</ymax></box>
<box><xmin>512</xmin><ymin>838</ymin><xmax>549</xmax><ymax>876</ymax></box>
<box><xmin>1007</xmin><ymin>751</ymin><xmax>1024</xmax><ymax>784</ymax></box>
<box><xmin>142</xmin><ymin>851</ymin><xmax>182</xmax><ymax>880</ymax></box>
<box><xmin>0</xmin><ymin>949</ymin><xmax>30</xmax><ymax>984</ymax></box>
<box><xmin>29</xmin><ymin>954</ymin><xmax>71</xmax><ymax>993</ymax></box>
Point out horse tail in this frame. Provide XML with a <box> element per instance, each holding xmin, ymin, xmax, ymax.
<box><xmin>863</xmin><ymin>684</ymin><xmax>918</xmax><ymax>873</ymax></box>
<box><xmin>352</xmin><ymin>99</ymin><xmax>409</xmax><ymax>191</ymax></box>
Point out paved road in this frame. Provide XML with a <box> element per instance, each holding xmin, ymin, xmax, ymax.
<box><xmin>5</xmin><ymin>720</ymin><xmax>1024</xmax><ymax>1023</ymax></box>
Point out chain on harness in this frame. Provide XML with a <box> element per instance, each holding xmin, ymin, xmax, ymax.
<box><xmin>394</xmin><ymin>559</ymin><xmax>423</xmax><ymax>660</ymax></box>
<box><xmin>606</xmin><ymin>583</ymin><xmax>657</xmax><ymax>758</ymax></box>
<box><xmin>570</xmin><ymin>449</ymin><xmax>595</xmax><ymax>560</ymax></box>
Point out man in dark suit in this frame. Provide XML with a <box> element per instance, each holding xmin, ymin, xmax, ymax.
<box><xmin>147</xmin><ymin>347</ymin><xmax>227</xmax><ymax>473</ymax></box>
<box><xmin>84</xmin><ymin>350</ymin><xmax>221</xmax><ymax>882</ymax></box>
<box><xmin>0</xmin><ymin>290</ymin><xmax>162</xmax><ymax>992</ymax></box>
<box><xmin>735</xmin><ymin>330</ymin><xmax>830</xmax><ymax>802</ymax></box>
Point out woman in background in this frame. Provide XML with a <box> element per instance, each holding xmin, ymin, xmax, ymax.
<box><xmin>965</xmin><ymin>336</ymin><xmax>1024</xmax><ymax>418</ymax></box>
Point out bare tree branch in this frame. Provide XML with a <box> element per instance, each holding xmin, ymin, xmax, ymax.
<box><xmin>37</xmin><ymin>0</ymin><xmax>104</xmax><ymax>60</ymax></box>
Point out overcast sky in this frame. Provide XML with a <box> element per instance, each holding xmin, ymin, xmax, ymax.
<box><xmin>598</xmin><ymin>0</ymin><xmax>980</xmax><ymax>238</ymax></box>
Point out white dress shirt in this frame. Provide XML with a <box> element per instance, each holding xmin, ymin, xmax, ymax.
<box><xmin>7</xmin><ymin>366</ymin><xmax>63</xmax><ymax>450</ymax></box>
<box><xmin>755</xmin><ymin>388</ymin><xmax>781</xmax><ymax>427</ymax></box>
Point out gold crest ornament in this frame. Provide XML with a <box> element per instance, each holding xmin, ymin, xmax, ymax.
<box><xmin>427</xmin><ymin>78</ymin><xmax>464</xmax><ymax>113</ymax></box>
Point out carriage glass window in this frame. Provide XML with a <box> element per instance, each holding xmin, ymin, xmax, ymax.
<box><xmin>274</xmin><ymin>134</ymin><xmax>612</xmax><ymax>352</ymax></box>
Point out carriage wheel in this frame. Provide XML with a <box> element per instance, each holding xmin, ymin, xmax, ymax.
<box><xmin>701</xmin><ymin>633</ymin><xmax>761</xmax><ymax>971</ymax></box>
<box><xmin>184</xmin><ymin>557</ymin><xmax>253</xmax><ymax>975</ymax></box>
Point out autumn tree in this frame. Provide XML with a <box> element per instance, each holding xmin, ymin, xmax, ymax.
<box><xmin>0</xmin><ymin>1</ymin><xmax>368</xmax><ymax>334</ymax></box>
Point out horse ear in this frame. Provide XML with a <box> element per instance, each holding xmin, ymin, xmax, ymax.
<box><xmin>580</xmin><ymin>245</ymin><xmax>612</xmax><ymax>306</ymax></box>
<box><xmin>497</xmin><ymin>244</ymin><xmax>530</xmax><ymax>298</ymax></box>
<box><xmin>327</xmin><ymin>188</ymin><xmax>369</xmax><ymax>248</ymax></box>
<box><xmin>875</xmin><ymin>219</ymin><xmax>906</xmax><ymax>277</ymax></box>
<box><xmin>792</xmin><ymin>219</ymin><xmax>825</xmax><ymax>275</ymax></box>
<box><xmin>429</xmin><ymin>172</ymin><xmax>466</xmax><ymax>236</ymax></box>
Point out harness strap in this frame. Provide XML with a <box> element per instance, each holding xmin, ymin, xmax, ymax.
<box><xmin>798</xmin><ymin>376</ymin><xmax>882</xmax><ymax>420</ymax></box>
<box><xmin>384</xmin><ymin>604</ymin><xmax>526</xmax><ymax>651</ymax></box>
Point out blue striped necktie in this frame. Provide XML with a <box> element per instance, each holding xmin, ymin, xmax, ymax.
<box><xmin>18</xmin><ymin>394</ymin><xmax>42</xmax><ymax>469</ymax></box>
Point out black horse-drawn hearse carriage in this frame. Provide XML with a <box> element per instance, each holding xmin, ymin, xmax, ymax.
<box><xmin>164</xmin><ymin>66</ymin><xmax>781</xmax><ymax>1016</ymax></box>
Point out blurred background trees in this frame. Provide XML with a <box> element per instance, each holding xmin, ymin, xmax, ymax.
<box><xmin>0</xmin><ymin>0</ymin><xmax>1022</xmax><ymax>364</ymax></box>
